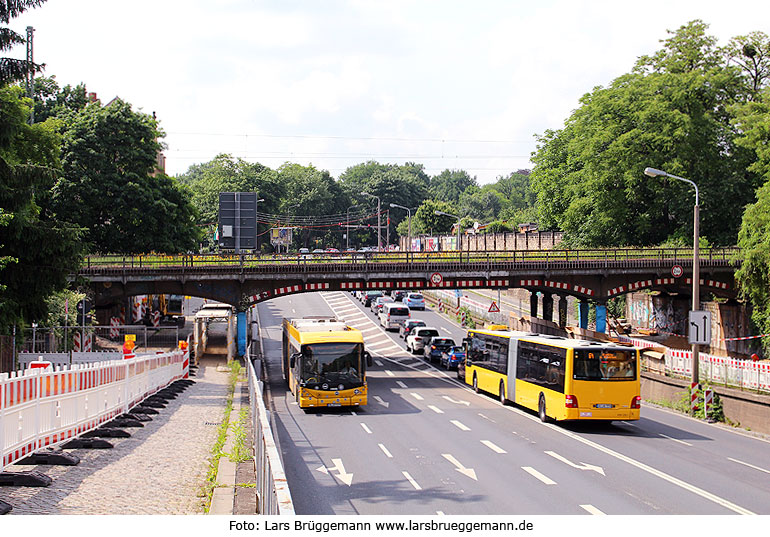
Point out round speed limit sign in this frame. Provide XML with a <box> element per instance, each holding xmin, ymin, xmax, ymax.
<box><xmin>671</xmin><ymin>265</ymin><xmax>683</xmax><ymax>278</ymax></box>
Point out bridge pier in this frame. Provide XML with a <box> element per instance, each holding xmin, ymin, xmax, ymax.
<box><xmin>530</xmin><ymin>292</ymin><xmax>538</xmax><ymax>319</ymax></box>
<box><xmin>595</xmin><ymin>304</ymin><xmax>607</xmax><ymax>334</ymax></box>
<box><xmin>578</xmin><ymin>301</ymin><xmax>589</xmax><ymax>329</ymax></box>
<box><xmin>558</xmin><ymin>296</ymin><xmax>568</xmax><ymax>327</ymax></box>
<box><xmin>542</xmin><ymin>293</ymin><xmax>554</xmax><ymax>323</ymax></box>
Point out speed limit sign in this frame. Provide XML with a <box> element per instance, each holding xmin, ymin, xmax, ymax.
<box><xmin>671</xmin><ymin>265</ymin><xmax>683</xmax><ymax>278</ymax></box>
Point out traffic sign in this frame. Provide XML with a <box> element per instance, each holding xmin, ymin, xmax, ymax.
<box><xmin>688</xmin><ymin>310</ymin><xmax>712</xmax><ymax>345</ymax></box>
<box><xmin>488</xmin><ymin>301</ymin><xmax>500</xmax><ymax>313</ymax></box>
<box><xmin>430</xmin><ymin>272</ymin><xmax>443</xmax><ymax>286</ymax></box>
<box><xmin>672</xmin><ymin>265</ymin><xmax>684</xmax><ymax>278</ymax></box>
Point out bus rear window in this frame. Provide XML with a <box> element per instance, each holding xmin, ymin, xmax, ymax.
<box><xmin>573</xmin><ymin>349</ymin><xmax>636</xmax><ymax>381</ymax></box>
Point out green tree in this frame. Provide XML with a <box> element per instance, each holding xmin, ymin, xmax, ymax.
<box><xmin>0</xmin><ymin>1</ymin><xmax>47</xmax><ymax>86</ymax></box>
<box><xmin>724</xmin><ymin>31</ymin><xmax>770</xmax><ymax>98</ymax></box>
<box><xmin>530</xmin><ymin>20</ymin><xmax>760</xmax><ymax>247</ymax></box>
<box><xmin>429</xmin><ymin>169</ymin><xmax>477</xmax><ymax>203</ymax></box>
<box><xmin>412</xmin><ymin>200</ymin><xmax>459</xmax><ymax>235</ymax></box>
<box><xmin>0</xmin><ymin>85</ymin><xmax>84</xmax><ymax>330</ymax></box>
<box><xmin>31</xmin><ymin>75</ymin><xmax>89</xmax><ymax>122</ymax></box>
<box><xmin>51</xmin><ymin>98</ymin><xmax>199</xmax><ymax>253</ymax></box>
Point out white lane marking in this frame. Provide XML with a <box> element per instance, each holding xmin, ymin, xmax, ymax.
<box><xmin>410</xmin><ymin>392</ymin><xmax>424</xmax><ymax>401</ymax></box>
<box><xmin>443</xmin><ymin>395</ymin><xmax>470</xmax><ymax>406</ymax></box>
<box><xmin>292</xmin><ymin>308</ymin><xmax>296</xmax><ymax>313</ymax></box>
<box><xmin>351</xmin><ymin>412</ymin><xmax>357</xmax><ymax>416</ymax></box>
<box><xmin>379</xmin><ymin>444</ymin><xmax>393</xmax><ymax>458</ymax></box>
<box><xmin>428</xmin><ymin>405</ymin><xmax>444</xmax><ymax>414</ymax></box>
<box><xmin>396</xmin><ymin>381</ymin><xmax>408</xmax><ymax>389</ymax></box>
<box><xmin>436</xmin><ymin>511</ymin><xmax>445</xmax><ymax>515</ymax></box>
<box><xmin>545</xmin><ymin>450</ymin><xmax>605</xmax><ymax>476</ymax></box>
<box><xmin>450</xmin><ymin>420</ymin><xmax>470</xmax><ymax>431</ymax></box>
<box><xmin>316</xmin><ymin>459</ymin><xmax>354</xmax><ymax>486</ymax></box>
<box><xmin>373</xmin><ymin>396</ymin><xmax>390</xmax><ymax>408</ymax></box>
<box><xmin>580</xmin><ymin>504</ymin><xmax>606</xmax><ymax>515</ymax></box>
<box><xmin>728</xmin><ymin>457</ymin><xmax>770</xmax><ymax>474</ymax></box>
<box><xmin>478</xmin><ymin>413</ymin><xmax>496</xmax><ymax>423</ymax></box>
<box><xmin>481</xmin><ymin>440</ymin><xmax>507</xmax><ymax>454</ymax></box>
<box><xmin>385</xmin><ymin>370</ymin><xmax>395</xmax><ymax>377</ymax></box>
<box><xmin>402</xmin><ymin>471</ymin><xmax>422</xmax><ymax>490</ymax></box>
<box><xmin>442</xmin><ymin>453</ymin><xmax>477</xmax><ymax>480</ymax></box>
<box><xmin>522</xmin><ymin>466</ymin><xmax>557</xmax><ymax>485</ymax></box>
<box><xmin>374</xmin><ymin>360</ymin><xmax>383</xmax><ymax>366</ymax></box>
<box><xmin>659</xmin><ymin>433</ymin><xmax>693</xmax><ymax>447</ymax></box>
<box><xmin>360</xmin><ymin>423</ymin><xmax>372</xmax><ymax>434</ymax></box>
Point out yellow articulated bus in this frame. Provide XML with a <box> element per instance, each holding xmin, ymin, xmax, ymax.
<box><xmin>463</xmin><ymin>327</ymin><xmax>641</xmax><ymax>422</ymax></box>
<box><xmin>282</xmin><ymin>317</ymin><xmax>372</xmax><ymax>409</ymax></box>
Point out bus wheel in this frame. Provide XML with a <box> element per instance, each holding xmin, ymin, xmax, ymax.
<box><xmin>538</xmin><ymin>394</ymin><xmax>548</xmax><ymax>422</ymax></box>
<box><xmin>499</xmin><ymin>381</ymin><xmax>506</xmax><ymax>405</ymax></box>
<box><xmin>473</xmin><ymin>373</ymin><xmax>479</xmax><ymax>393</ymax></box>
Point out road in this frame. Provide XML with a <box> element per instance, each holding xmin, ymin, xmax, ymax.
<box><xmin>257</xmin><ymin>291</ymin><xmax>770</xmax><ymax>515</ymax></box>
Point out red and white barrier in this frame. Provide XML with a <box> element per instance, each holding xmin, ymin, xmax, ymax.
<box><xmin>151</xmin><ymin>311</ymin><xmax>160</xmax><ymax>327</ymax></box>
<box><xmin>704</xmin><ymin>389</ymin><xmax>714</xmax><ymax>417</ymax></box>
<box><xmin>690</xmin><ymin>382</ymin><xmax>700</xmax><ymax>412</ymax></box>
<box><xmin>110</xmin><ymin>317</ymin><xmax>120</xmax><ymax>339</ymax></box>
<box><xmin>1</xmin><ymin>350</ymin><xmax>188</xmax><ymax>471</ymax></box>
<box><xmin>72</xmin><ymin>332</ymin><xmax>92</xmax><ymax>352</ymax></box>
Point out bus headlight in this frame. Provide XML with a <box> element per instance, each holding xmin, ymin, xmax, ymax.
<box><xmin>338</xmin><ymin>385</ymin><xmax>344</xmax><ymax>391</ymax></box>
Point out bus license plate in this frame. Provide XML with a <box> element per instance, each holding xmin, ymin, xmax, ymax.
<box><xmin>327</xmin><ymin>403</ymin><xmax>342</xmax><ymax>407</ymax></box>
<box><xmin>595</xmin><ymin>403</ymin><xmax>614</xmax><ymax>409</ymax></box>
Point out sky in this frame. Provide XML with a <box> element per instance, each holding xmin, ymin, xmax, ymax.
<box><xmin>8</xmin><ymin>0</ymin><xmax>770</xmax><ymax>183</ymax></box>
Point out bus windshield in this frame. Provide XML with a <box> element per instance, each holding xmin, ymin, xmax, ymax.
<box><xmin>573</xmin><ymin>349</ymin><xmax>636</xmax><ymax>381</ymax></box>
<box><xmin>301</xmin><ymin>342</ymin><xmax>363</xmax><ymax>388</ymax></box>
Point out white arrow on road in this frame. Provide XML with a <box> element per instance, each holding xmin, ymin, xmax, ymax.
<box><xmin>442</xmin><ymin>395</ymin><xmax>470</xmax><ymax>406</ymax></box>
<box><xmin>545</xmin><ymin>450</ymin><xmax>605</xmax><ymax>476</ymax></box>
<box><xmin>442</xmin><ymin>453</ymin><xmax>477</xmax><ymax>481</ymax></box>
<box><xmin>316</xmin><ymin>458</ymin><xmax>354</xmax><ymax>486</ymax></box>
<box><xmin>373</xmin><ymin>395</ymin><xmax>389</xmax><ymax>408</ymax></box>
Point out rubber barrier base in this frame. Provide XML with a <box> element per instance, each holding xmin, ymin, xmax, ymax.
<box><xmin>0</xmin><ymin>470</ymin><xmax>52</xmax><ymax>487</ymax></box>
<box><xmin>140</xmin><ymin>400</ymin><xmax>166</xmax><ymax>408</ymax></box>
<box><xmin>60</xmin><ymin>438</ymin><xmax>113</xmax><ymax>449</ymax></box>
<box><xmin>0</xmin><ymin>499</ymin><xmax>11</xmax><ymax>514</ymax></box>
<box><xmin>120</xmin><ymin>412</ymin><xmax>152</xmax><ymax>422</ymax></box>
<box><xmin>109</xmin><ymin>418</ymin><xmax>144</xmax><ymax>428</ymax></box>
<box><xmin>81</xmin><ymin>427</ymin><xmax>131</xmax><ymax>438</ymax></box>
<box><xmin>133</xmin><ymin>406</ymin><xmax>160</xmax><ymax>415</ymax></box>
<box><xmin>16</xmin><ymin>449</ymin><xmax>80</xmax><ymax>466</ymax></box>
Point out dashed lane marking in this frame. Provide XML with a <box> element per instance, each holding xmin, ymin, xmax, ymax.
<box><xmin>522</xmin><ymin>466</ymin><xmax>557</xmax><ymax>485</ymax></box>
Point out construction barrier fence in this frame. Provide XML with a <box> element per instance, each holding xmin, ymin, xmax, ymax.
<box><xmin>1</xmin><ymin>349</ymin><xmax>188</xmax><ymax>471</ymax></box>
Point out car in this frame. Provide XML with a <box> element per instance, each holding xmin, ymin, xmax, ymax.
<box><xmin>440</xmin><ymin>345</ymin><xmax>466</xmax><ymax>370</ymax></box>
<box><xmin>426</xmin><ymin>337</ymin><xmax>456</xmax><ymax>363</ymax></box>
<box><xmin>457</xmin><ymin>354</ymin><xmax>466</xmax><ymax>381</ymax></box>
<box><xmin>362</xmin><ymin>290</ymin><xmax>383</xmax><ymax>307</ymax></box>
<box><xmin>399</xmin><ymin>319</ymin><xmax>426</xmax><ymax>339</ymax></box>
<box><xmin>406</xmin><ymin>326</ymin><xmax>440</xmax><ymax>355</ymax></box>
<box><xmin>403</xmin><ymin>292</ymin><xmax>426</xmax><ymax>310</ymax></box>
<box><xmin>371</xmin><ymin>295</ymin><xmax>394</xmax><ymax>314</ymax></box>
<box><xmin>325</xmin><ymin>248</ymin><xmax>340</xmax><ymax>253</ymax></box>
<box><xmin>299</xmin><ymin>247</ymin><xmax>310</xmax><ymax>254</ymax></box>
<box><xmin>391</xmin><ymin>290</ymin><xmax>407</xmax><ymax>302</ymax></box>
<box><xmin>379</xmin><ymin>303</ymin><xmax>410</xmax><ymax>331</ymax></box>
<box><xmin>312</xmin><ymin>248</ymin><xmax>325</xmax><ymax>254</ymax></box>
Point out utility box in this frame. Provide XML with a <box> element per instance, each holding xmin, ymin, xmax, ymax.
<box><xmin>218</xmin><ymin>192</ymin><xmax>258</xmax><ymax>252</ymax></box>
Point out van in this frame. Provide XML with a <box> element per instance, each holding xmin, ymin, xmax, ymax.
<box><xmin>379</xmin><ymin>303</ymin><xmax>411</xmax><ymax>331</ymax></box>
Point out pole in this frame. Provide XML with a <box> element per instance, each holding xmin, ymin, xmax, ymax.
<box><xmin>692</xmin><ymin>202</ymin><xmax>700</xmax><ymax>385</ymax></box>
<box><xmin>346</xmin><ymin>207</ymin><xmax>352</xmax><ymax>250</ymax></box>
<box><xmin>456</xmin><ymin>216</ymin><xmax>461</xmax><ymax>252</ymax></box>
<box><xmin>386</xmin><ymin>209</ymin><xmax>390</xmax><ymax>251</ymax></box>
<box><xmin>377</xmin><ymin>197</ymin><xmax>381</xmax><ymax>251</ymax></box>
<box><xmin>408</xmin><ymin>208</ymin><xmax>412</xmax><ymax>252</ymax></box>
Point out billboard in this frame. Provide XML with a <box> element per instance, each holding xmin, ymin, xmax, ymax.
<box><xmin>218</xmin><ymin>192</ymin><xmax>258</xmax><ymax>251</ymax></box>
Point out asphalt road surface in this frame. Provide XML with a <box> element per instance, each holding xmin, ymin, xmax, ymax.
<box><xmin>257</xmin><ymin>291</ymin><xmax>770</xmax><ymax>516</ymax></box>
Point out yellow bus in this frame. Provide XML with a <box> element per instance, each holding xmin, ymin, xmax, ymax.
<box><xmin>463</xmin><ymin>328</ymin><xmax>640</xmax><ymax>422</ymax></box>
<box><xmin>282</xmin><ymin>317</ymin><xmax>372</xmax><ymax>408</ymax></box>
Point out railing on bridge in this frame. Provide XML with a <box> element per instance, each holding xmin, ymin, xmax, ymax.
<box><xmin>79</xmin><ymin>247</ymin><xmax>740</xmax><ymax>273</ymax></box>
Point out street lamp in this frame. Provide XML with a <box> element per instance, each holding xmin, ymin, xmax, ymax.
<box><xmin>255</xmin><ymin>196</ymin><xmax>264</xmax><ymax>253</ymax></box>
<box><xmin>285</xmin><ymin>203</ymin><xmax>300</xmax><ymax>253</ymax></box>
<box><xmin>644</xmin><ymin>167</ymin><xmax>701</xmax><ymax>384</ymax></box>
<box><xmin>390</xmin><ymin>203</ymin><xmax>413</xmax><ymax>252</ymax></box>
<box><xmin>362</xmin><ymin>192</ymin><xmax>381</xmax><ymax>251</ymax></box>
<box><xmin>434</xmin><ymin>210</ymin><xmax>462</xmax><ymax>252</ymax></box>
<box><xmin>346</xmin><ymin>205</ymin><xmax>356</xmax><ymax>251</ymax></box>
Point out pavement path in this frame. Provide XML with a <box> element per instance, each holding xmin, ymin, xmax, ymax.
<box><xmin>0</xmin><ymin>356</ymin><xmax>229</xmax><ymax>515</ymax></box>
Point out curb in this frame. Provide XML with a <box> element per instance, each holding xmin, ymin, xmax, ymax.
<box><xmin>208</xmin><ymin>379</ymin><xmax>242</xmax><ymax>515</ymax></box>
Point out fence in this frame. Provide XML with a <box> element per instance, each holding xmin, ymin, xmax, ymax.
<box><xmin>246</xmin><ymin>354</ymin><xmax>294</xmax><ymax>515</ymax></box>
<box><xmin>1</xmin><ymin>349</ymin><xmax>189</xmax><ymax>471</ymax></box>
<box><xmin>619</xmin><ymin>336</ymin><xmax>770</xmax><ymax>394</ymax></box>
<box><xmin>17</xmin><ymin>325</ymin><xmax>181</xmax><ymax>359</ymax></box>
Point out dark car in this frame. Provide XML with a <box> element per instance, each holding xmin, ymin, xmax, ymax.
<box><xmin>399</xmin><ymin>319</ymin><xmax>426</xmax><ymax>339</ymax></box>
<box><xmin>457</xmin><ymin>354</ymin><xmax>466</xmax><ymax>381</ymax></box>
<box><xmin>426</xmin><ymin>337</ymin><xmax>456</xmax><ymax>363</ymax></box>
<box><xmin>391</xmin><ymin>290</ymin><xmax>407</xmax><ymax>302</ymax></box>
<box><xmin>440</xmin><ymin>345</ymin><xmax>466</xmax><ymax>370</ymax></box>
<box><xmin>363</xmin><ymin>290</ymin><xmax>383</xmax><ymax>307</ymax></box>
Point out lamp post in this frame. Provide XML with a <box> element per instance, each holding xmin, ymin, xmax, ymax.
<box><xmin>346</xmin><ymin>205</ymin><xmax>355</xmax><ymax>251</ymax></box>
<box><xmin>390</xmin><ymin>203</ymin><xmax>412</xmax><ymax>252</ymax></box>
<box><xmin>362</xmin><ymin>192</ymin><xmax>381</xmax><ymax>250</ymax></box>
<box><xmin>434</xmin><ymin>210</ymin><xmax>461</xmax><ymax>252</ymax></box>
<box><xmin>285</xmin><ymin>203</ymin><xmax>300</xmax><ymax>253</ymax></box>
<box><xmin>255</xmin><ymin>196</ymin><xmax>264</xmax><ymax>253</ymax></box>
<box><xmin>644</xmin><ymin>167</ymin><xmax>701</xmax><ymax>384</ymax></box>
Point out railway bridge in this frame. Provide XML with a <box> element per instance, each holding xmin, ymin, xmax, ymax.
<box><xmin>77</xmin><ymin>248</ymin><xmax>740</xmax><ymax>332</ymax></box>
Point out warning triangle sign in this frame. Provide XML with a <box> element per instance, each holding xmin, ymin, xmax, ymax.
<box><xmin>488</xmin><ymin>301</ymin><xmax>500</xmax><ymax>313</ymax></box>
